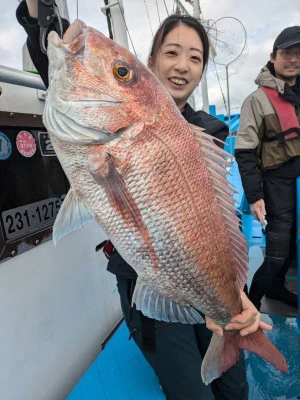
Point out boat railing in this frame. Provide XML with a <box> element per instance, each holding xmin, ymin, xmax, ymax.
<box><xmin>0</xmin><ymin>65</ymin><xmax>46</xmax><ymax>91</ymax></box>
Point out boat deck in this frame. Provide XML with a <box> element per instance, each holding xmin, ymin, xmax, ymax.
<box><xmin>67</xmin><ymin>142</ymin><xmax>299</xmax><ymax>400</ymax></box>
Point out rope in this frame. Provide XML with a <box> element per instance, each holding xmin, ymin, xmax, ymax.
<box><xmin>162</xmin><ymin>0</ymin><xmax>169</xmax><ymax>16</ymax></box>
<box><xmin>156</xmin><ymin>0</ymin><xmax>161</xmax><ymax>23</ymax></box>
<box><xmin>116</xmin><ymin>0</ymin><xmax>137</xmax><ymax>56</ymax></box>
<box><xmin>144</xmin><ymin>0</ymin><xmax>154</xmax><ymax>37</ymax></box>
<box><xmin>212</xmin><ymin>60</ymin><xmax>228</xmax><ymax>113</ymax></box>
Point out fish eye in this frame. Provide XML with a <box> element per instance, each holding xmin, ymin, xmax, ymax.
<box><xmin>113</xmin><ymin>63</ymin><xmax>133</xmax><ymax>82</ymax></box>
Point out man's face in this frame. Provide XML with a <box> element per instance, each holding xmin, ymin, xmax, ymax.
<box><xmin>270</xmin><ymin>44</ymin><xmax>300</xmax><ymax>85</ymax></box>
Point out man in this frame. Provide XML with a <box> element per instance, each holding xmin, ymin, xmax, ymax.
<box><xmin>235</xmin><ymin>26</ymin><xmax>300</xmax><ymax>310</ymax></box>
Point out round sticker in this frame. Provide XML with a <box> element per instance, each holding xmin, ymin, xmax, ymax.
<box><xmin>16</xmin><ymin>131</ymin><xmax>36</xmax><ymax>158</ymax></box>
<box><xmin>0</xmin><ymin>132</ymin><xmax>12</xmax><ymax>160</ymax></box>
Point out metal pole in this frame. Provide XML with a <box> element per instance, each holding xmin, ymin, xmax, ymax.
<box><xmin>0</xmin><ymin>65</ymin><xmax>46</xmax><ymax>91</ymax></box>
<box><xmin>226</xmin><ymin>65</ymin><xmax>231</xmax><ymax>135</ymax></box>
<box><xmin>193</xmin><ymin>0</ymin><xmax>201</xmax><ymax>18</ymax></box>
<box><xmin>22</xmin><ymin>44</ymin><xmax>36</xmax><ymax>73</ymax></box>
<box><xmin>192</xmin><ymin>0</ymin><xmax>209</xmax><ymax>112</ymax></box>
<box><xmin>200</xmin><ymin>72</ymin><xmax>209</xmax><ymax>113</ymax></box>
<box><xmin>56</xmin><ymin>0</ymin><xmax>70</xmax><ymax>21</ymax></box>
<box><xmin>225</xmin><ymin>64</ymin><xmax>233</xmax><ymax>154</ymax></box>
<box><xmin>107</xmin><ymin>0</ymin><xmax>129</xmax><ymax>49</ymax></box>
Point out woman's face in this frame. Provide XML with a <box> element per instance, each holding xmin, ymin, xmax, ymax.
<box><xmin>148</xmin><ymin>24</ymin><xmax>204</xmax><ymax>111</ymax></box>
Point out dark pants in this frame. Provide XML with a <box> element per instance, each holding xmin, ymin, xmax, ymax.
<box><xmin>249</xmin><ymin>157</ymin><xmax>300</xmax><ymax>307</ymax></box>
<box><xmin>116</xmin><ymin>275</ymin><xmax>249</xmax><ymax>400</ymax></box>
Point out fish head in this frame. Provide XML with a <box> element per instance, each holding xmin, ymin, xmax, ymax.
<box><xmin>44</xmin><ymin>19</ymin><xmax>172</xmax><ymax>145</ymax></box>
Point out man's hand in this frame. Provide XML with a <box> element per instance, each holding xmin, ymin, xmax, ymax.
<box><xmin>251</xmin><ymin>199</ymin><xmax>266</xmax><ymax>225</ymax></box>
<box><xmin>205</xmin><ymin>291</ymin><xmax>272</xmax><ymax>337</ymax></box>
<box><xmin>26</xmin><ymin>0</ymin><xmax>38</xmax><ymax>18</ymax></box>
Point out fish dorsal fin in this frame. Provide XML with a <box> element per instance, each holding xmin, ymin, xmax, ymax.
<box><xmin>190</xmin><ymin>124</ymin><xmax>248</xmax><ymax>289</ymax></box>
<box><xmin>53</xmin><ymin>188</ymin><xmax>94</xmax><ymax>245</ymax></box>
<box><xmin>132</xmin><ymin>277</ymin><xmax>205</xmax><ymax>324</ymax></box>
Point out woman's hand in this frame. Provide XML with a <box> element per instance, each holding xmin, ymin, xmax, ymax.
<box><xmin>26</xmin><ymin>0</ymin><xmax>38</xmax><ymax>18</ymax></box>
<box><xmin>205</xmin><ymin>291</ymin><xmax>272</xmax><ymax>337</ymax></box>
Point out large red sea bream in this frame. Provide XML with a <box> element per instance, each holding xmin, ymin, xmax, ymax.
<box><xmin>43</xmin><ymin>20</ymin><xmax>288</xmax><ymax>383</ymax></box>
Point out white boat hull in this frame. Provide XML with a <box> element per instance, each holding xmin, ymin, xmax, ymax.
<box><xmin>0</xmin><ymin>220</ymin><xmax>122</xmax><ymax>400</ymax></box>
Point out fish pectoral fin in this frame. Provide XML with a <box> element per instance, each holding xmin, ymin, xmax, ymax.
<box><xmin>53</xmin><ymin>188</ymin><xmax>94</xmax><ymax>245</ymax></box>
<box><xmin>132</xmin><ymin>277</ymin><xmax>204</xmax><ymax>324</ymax></box>
<box><xmin>89</xmin><ymin>152</ymin><xmax>160</xmax><ymax>272</ymax></box>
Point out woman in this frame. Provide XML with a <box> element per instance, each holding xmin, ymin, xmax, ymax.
<box><xmin>17</xmin><ymin>2</ymin><xmax>270</xmax><ymax>399</ymax></box>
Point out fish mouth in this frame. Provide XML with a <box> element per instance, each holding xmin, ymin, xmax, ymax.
<box><xmin>47</xmin><ymin>19</ymin><xmax>87</xmax><ymax>48</ymax></box>
<box><xmin>63</xmin><ymin>19</ymin><xmax>87</xmax><ymax>45</ymax></box>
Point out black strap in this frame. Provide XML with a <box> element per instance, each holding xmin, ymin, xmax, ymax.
<box><xmin>127</xmin><ymin>279</ymin><xmax>155</xmax><ymax>352</ymax></box>
<box><xmin>140</xmin><ymin>313</ymin><xmax>156</xmax><ymax>352</ymax></box>
<box><xmin>263</xmin><ymin>127</ymin><xmax>300</xmax><ymax>144</ymax></box>
<box><xmin>38</xmin><ymin>0</ymin><xmax>58</xmax><ymax>28</ymax></box>
<box><xmin>38</xmin><ymin>0</ymin><xmax>63</xmax><ymax>54</ymax></box>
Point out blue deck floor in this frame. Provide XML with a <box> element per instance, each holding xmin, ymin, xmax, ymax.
<box><xmin>67</xmin><ymin>148</ymin><xmax>300</xmax><ymax>400</ymax></box>
<box><xmin>67</xmin><ymin>310</ymin><xmax>300</xmax><ymax>400</ymax></box>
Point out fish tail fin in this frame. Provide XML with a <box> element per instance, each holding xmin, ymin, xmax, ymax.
<box><xmin>201</xmin><ymin>332</ymin><xmax>240</xmax><ymax>385</ymax></box>
<box><xmin>201</xmin><ymin>328</ymin><xmax>288</xmax><ymax>385</ymax></box>
<box><xmin>239</xmin><ymin>327</ymin><xmax>288</xmax><ymax>373</ymax></box>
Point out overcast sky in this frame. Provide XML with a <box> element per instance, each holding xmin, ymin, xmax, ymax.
<box><xmin>1</xmin><ymin>0</ymin><xmax>299</xmax><ymax>115</ymax></box>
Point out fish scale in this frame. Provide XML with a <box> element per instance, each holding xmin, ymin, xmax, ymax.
<box><xmin>44</xmin><ymin>19</ymin><xmax>288</xmax><ymax>384</ymax></box>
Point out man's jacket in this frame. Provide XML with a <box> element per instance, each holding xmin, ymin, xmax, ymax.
<box><xmin>235</xmin><ymin>62</ymin><xmax>300</xmax><ymax>204</ymax></box>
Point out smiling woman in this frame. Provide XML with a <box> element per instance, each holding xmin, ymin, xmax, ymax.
<box><xmin>147</xmin><ymin>14</ymin><xmax>209</xmax><ymax>111</ymax></box>
<box><xmin>148</xmin><ymin>24</ymin><xmax>204</xmax><ymax>111</ymax></box>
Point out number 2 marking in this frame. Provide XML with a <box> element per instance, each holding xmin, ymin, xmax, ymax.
<box><xmin>5</xmin><ymin>215</ymin><xmax>15</xmax><ymax>234</ymax></box>
<box><xmin>45</xmin><ymin>139</ymin><xmax>53</xmax><ymax>151</ymax></box>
